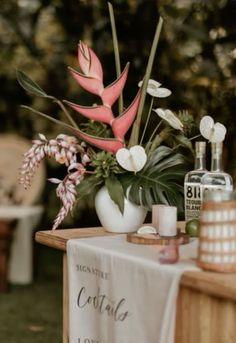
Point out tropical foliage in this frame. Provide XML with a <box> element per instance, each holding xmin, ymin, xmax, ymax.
<box><xmin>1</xmin><ymin>0</ymin><xmax>235</xmax><ymax>227</ymax></box>
<box><xmin>17</xmin><ymin>5</ymin><xmax>194</xmax><ymax>229</ymax></box>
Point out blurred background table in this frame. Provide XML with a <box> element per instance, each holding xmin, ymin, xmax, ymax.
<box><xmin>0</xmin><ymin>134</ymin><xmax>45</xmax><ymax>290</ymax></box>
<box><xmin>0</xmin><ymin>205</ymin><xmax>44</xmax><ymax>290</ymax></box>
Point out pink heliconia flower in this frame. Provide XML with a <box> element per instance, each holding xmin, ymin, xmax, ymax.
<box><xmin>78</xmin><ymin>41</ymin><xmax>103</xmax><ymax>81</ymax></box>
<box><xmin>111</xmin><ymin>90</ymin><xmax>141</xmax><ymax>140</ymax></box>
<box><xmin>68</xmin><ymin>126</ymin><xmax>124</xmax><ymax>153</ymax></box>
<box><xmin>68</xmin><ymin>41</ymin><xmax>105</xmax><ymax>96</ymax></box>
<box><xmin>65</xmin><ymin>42</ymin><xmax>140</xmax><ymax>154</ymax></box>
<box><xmin>101</xmin><ymin>63</ymin><xmax>129</xmax><ymax>107</ymax></box>
<box><xmin>69</xmin><ymin>67</ymin><xmax>104</xmax><ymax>96</ymax></box>
<box><xmin>65</xmin><ymin>89</ymin><xmax>140</xmax><ymax>149</ymax></box>
<box><xmin>64</xmin><ymin>102</ymin><xmax>114</xmax><ymax>124</ymax></box>
<box><xmin>69</xmin><ymin>42</ymin><xmax>130</xmax><ymax>107</ymax></box>
<box><xmin>19</xmin><ymin>133</ymin><xmax>88</xmax><ymax>189</ymax></box>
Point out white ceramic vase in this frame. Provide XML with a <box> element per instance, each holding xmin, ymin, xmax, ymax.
<box><xmin>95</xmin><ymin>186</ymin><xmax>147</xmax><ymax>233</ymax></box>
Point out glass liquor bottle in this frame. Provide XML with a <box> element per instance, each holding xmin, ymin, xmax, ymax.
<box><xmin>201</xmin><ymin>142</ymin><xmax>233</xmax><ymax>199</ymax></box>
<box><xmin>184</xmin><ymin>141</ymin><xmax>207</xmax><ymax>221</ymax></box>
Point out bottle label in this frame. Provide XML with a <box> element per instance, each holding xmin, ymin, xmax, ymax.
<box><xmin>184</xmin><ymin>182</ymin><xmax>202</xmax><ymax>221</ymax></box>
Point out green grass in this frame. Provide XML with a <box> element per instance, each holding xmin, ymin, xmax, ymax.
<box><xmin>0</xmin><ymin>244</ymin><xmax>63</xmax><ymax>343</ymax></box>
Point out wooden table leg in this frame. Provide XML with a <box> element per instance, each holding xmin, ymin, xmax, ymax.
<box><xmin>63</xmin><ymin>253</ymin><xmax>69</xmax><ymax>343</ymax></box>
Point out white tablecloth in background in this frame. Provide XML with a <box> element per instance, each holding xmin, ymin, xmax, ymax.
<box><xmin>0</xmin><ymin>205</ymin><xmax>43</xmax><ymax>284</ymax></box>
<box><xmin>67</xmin><ymin>235</ymin><xmax>199</xmax><ymax>343</ymax></box>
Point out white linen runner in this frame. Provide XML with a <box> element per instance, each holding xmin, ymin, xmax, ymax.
<box><xmin>67</xmin><ymin>235</ymin><xmax>199</xmax><ymax>343</ymax></box>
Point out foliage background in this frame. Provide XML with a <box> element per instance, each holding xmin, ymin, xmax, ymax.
<box><xmin>0</xmin><ymin>0</ymin><xmax>236</xmax><ymax>228</ymax></box>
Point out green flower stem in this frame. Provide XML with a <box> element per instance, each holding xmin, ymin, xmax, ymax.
<box><xmin>146</xmin><ymin>119</ymin><xmax>163</xmax><ymax>151</ymax></box>
<box><xmin>55</xmin><ymin>99</ymin><xmax>78</xmax><ymax>128</ymax></box>
<box><xmin>108</xmin><ymin>2</ymin><xmax>123</xmax><ymax>115</ymax></box>
<box><xmin>128</xmin><ymin>16</ymin><xmax>163</xmax><ymax>148</ymax></box>
<box><xmin>189</xmin><ymin>134</ymin><xmax>201</xmax><ymax>141</ymax></box>
<box><xmin>139</xmin><ymin>97</ymin><xmax>154</xmax><ymax>145</ymax></box>
<box><xmin>21</xmin><ymin>105</ymin><xmax>74</xmax><ymax>130</ymax></box>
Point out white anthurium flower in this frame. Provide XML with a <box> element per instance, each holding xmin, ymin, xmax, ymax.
<box><xmin>138</xmin><ymin>79</ymin><xmax>171</xmax><ymax>98</ymax></box>
<box><xmin>153</xmin><ymin>108</ymin><xmax>184</xmax><ymax>131</ymax></box>
<box><xmin>200</xmin><ymin>115</ymin><xmax>226</xmax><ymax>143</ymax></box>
<box><xmin>116</xmin><ymin>145</ymin><xmax>147</xmax><ymax>172</ymax></box>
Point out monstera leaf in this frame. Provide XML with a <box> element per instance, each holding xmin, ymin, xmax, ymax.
<box><xmin>120</xmin><ymin>145</ymin><xmax>189</xmax><ymax>215</ymax></box>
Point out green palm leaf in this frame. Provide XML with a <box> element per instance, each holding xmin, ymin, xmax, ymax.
<box><xmin>120</xmin><ymin>146</ymin><xmax>190</xmax><ymax>215</ymax></box>
<box><xmin>16</xmin><ymin>70</ymin><xmax>55</xmax><ymax>99</ymax></box>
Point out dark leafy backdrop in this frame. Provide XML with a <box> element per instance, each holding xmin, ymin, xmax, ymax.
<box><xmin>1</xmin><ymin>0</ymin><xmax>236</xmax><ymax>227</ymax></box>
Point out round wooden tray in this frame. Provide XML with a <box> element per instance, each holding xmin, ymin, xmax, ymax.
<box><xmin>127</xmin><ymin>229</ymin><xmax>189</xmax><ymax>245</ymax></box>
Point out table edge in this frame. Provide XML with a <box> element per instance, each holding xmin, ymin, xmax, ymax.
<box><xmin>35</xmin><ymin>227</ymin><xmax>236</xmax><ymax>302</ymax></box>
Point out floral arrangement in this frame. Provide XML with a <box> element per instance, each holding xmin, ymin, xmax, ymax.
<box><xmin>17</xmin><ymin>6</ymin><xmax>199</xmax><ymax>230</ymax></box>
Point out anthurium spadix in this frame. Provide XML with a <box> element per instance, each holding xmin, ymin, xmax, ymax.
<box><xmin>63</xmin><ymin>101</ymin><xmax>114</xmax><ymax>124</ymax></box>
<box><xmin>116</xmin><ymin>145</ymin><xmax>147</xmax><ymax>172</ymax></box>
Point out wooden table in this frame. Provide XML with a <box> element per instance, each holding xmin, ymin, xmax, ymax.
<box><xmin>35</xmin><ymin>227</ymin><xmax>236</xmax><ymax>343</ymax></box>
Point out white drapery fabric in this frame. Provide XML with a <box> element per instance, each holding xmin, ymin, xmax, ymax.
<box><xmin>67</xmin><ymin>235</ymin><xmax>199</xmax><ymax>343</ymax></box>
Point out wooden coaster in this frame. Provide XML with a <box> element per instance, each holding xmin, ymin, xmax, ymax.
<box><xmin>127</xmin><ymin>229</ymin><xmax>189</xmax><ymax>245</ymax></box>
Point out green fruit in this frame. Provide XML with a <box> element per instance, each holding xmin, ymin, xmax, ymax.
<box><xmin>185</xmin><ymin>219</ymin><xmax>200</xmax><ymax>237</ymax></box>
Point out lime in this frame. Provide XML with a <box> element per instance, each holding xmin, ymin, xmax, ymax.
<box><xmin>185</xmin><ymin>219</ymin><xmax>200</xmax><ymax>237</ymax></box>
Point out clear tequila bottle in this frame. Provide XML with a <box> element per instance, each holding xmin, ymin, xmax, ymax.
<box><xmin>201</xmin><ymin>142</ymin><xmax>233</xmax><ymax>198</ymax></box>
<box><xmin>184</xmin><ymin>141</ymin><xmax>207</xmax><ymax>221</ymax></box>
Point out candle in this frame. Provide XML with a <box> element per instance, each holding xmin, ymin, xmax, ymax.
<box><xmin>158</xmin><ymin>205</ymin><xmax>177</xmax><ymax>237</ymax></box>
<box><xmin>152</xmin><ymin>204</ymin><xmax>165</xmax><ymax>230</ymax></box>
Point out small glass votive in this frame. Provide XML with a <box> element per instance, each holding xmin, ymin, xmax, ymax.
<box><xmin>158</xmin><ymin>205</ymin><xmax>177</xmax><ymax>237</ymax></box>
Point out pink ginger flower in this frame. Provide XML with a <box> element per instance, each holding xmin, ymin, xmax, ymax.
<box><xmin>19</xmin><ymin>133</ymin><xmax>90</xmax><ymax>229</ymax></box>
<box><xmin>49</xmin><ymin>163</ymin><xmax>86</xmax><ymax>230</ymax></box>
<box><xmin>19</xmin><ymin>133</ymin><xmax>47</xmax><ymax>189</ymax></box>
<box><xmin>19</xmin><ymin>133</ymin><xmax>88</xmax><ymax>189</ymax></box>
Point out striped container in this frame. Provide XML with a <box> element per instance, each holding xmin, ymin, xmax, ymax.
<box><xmin>197</xmin><ymin>190</ymin><xmax>236</xmax><ymax>272</ymax></box>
